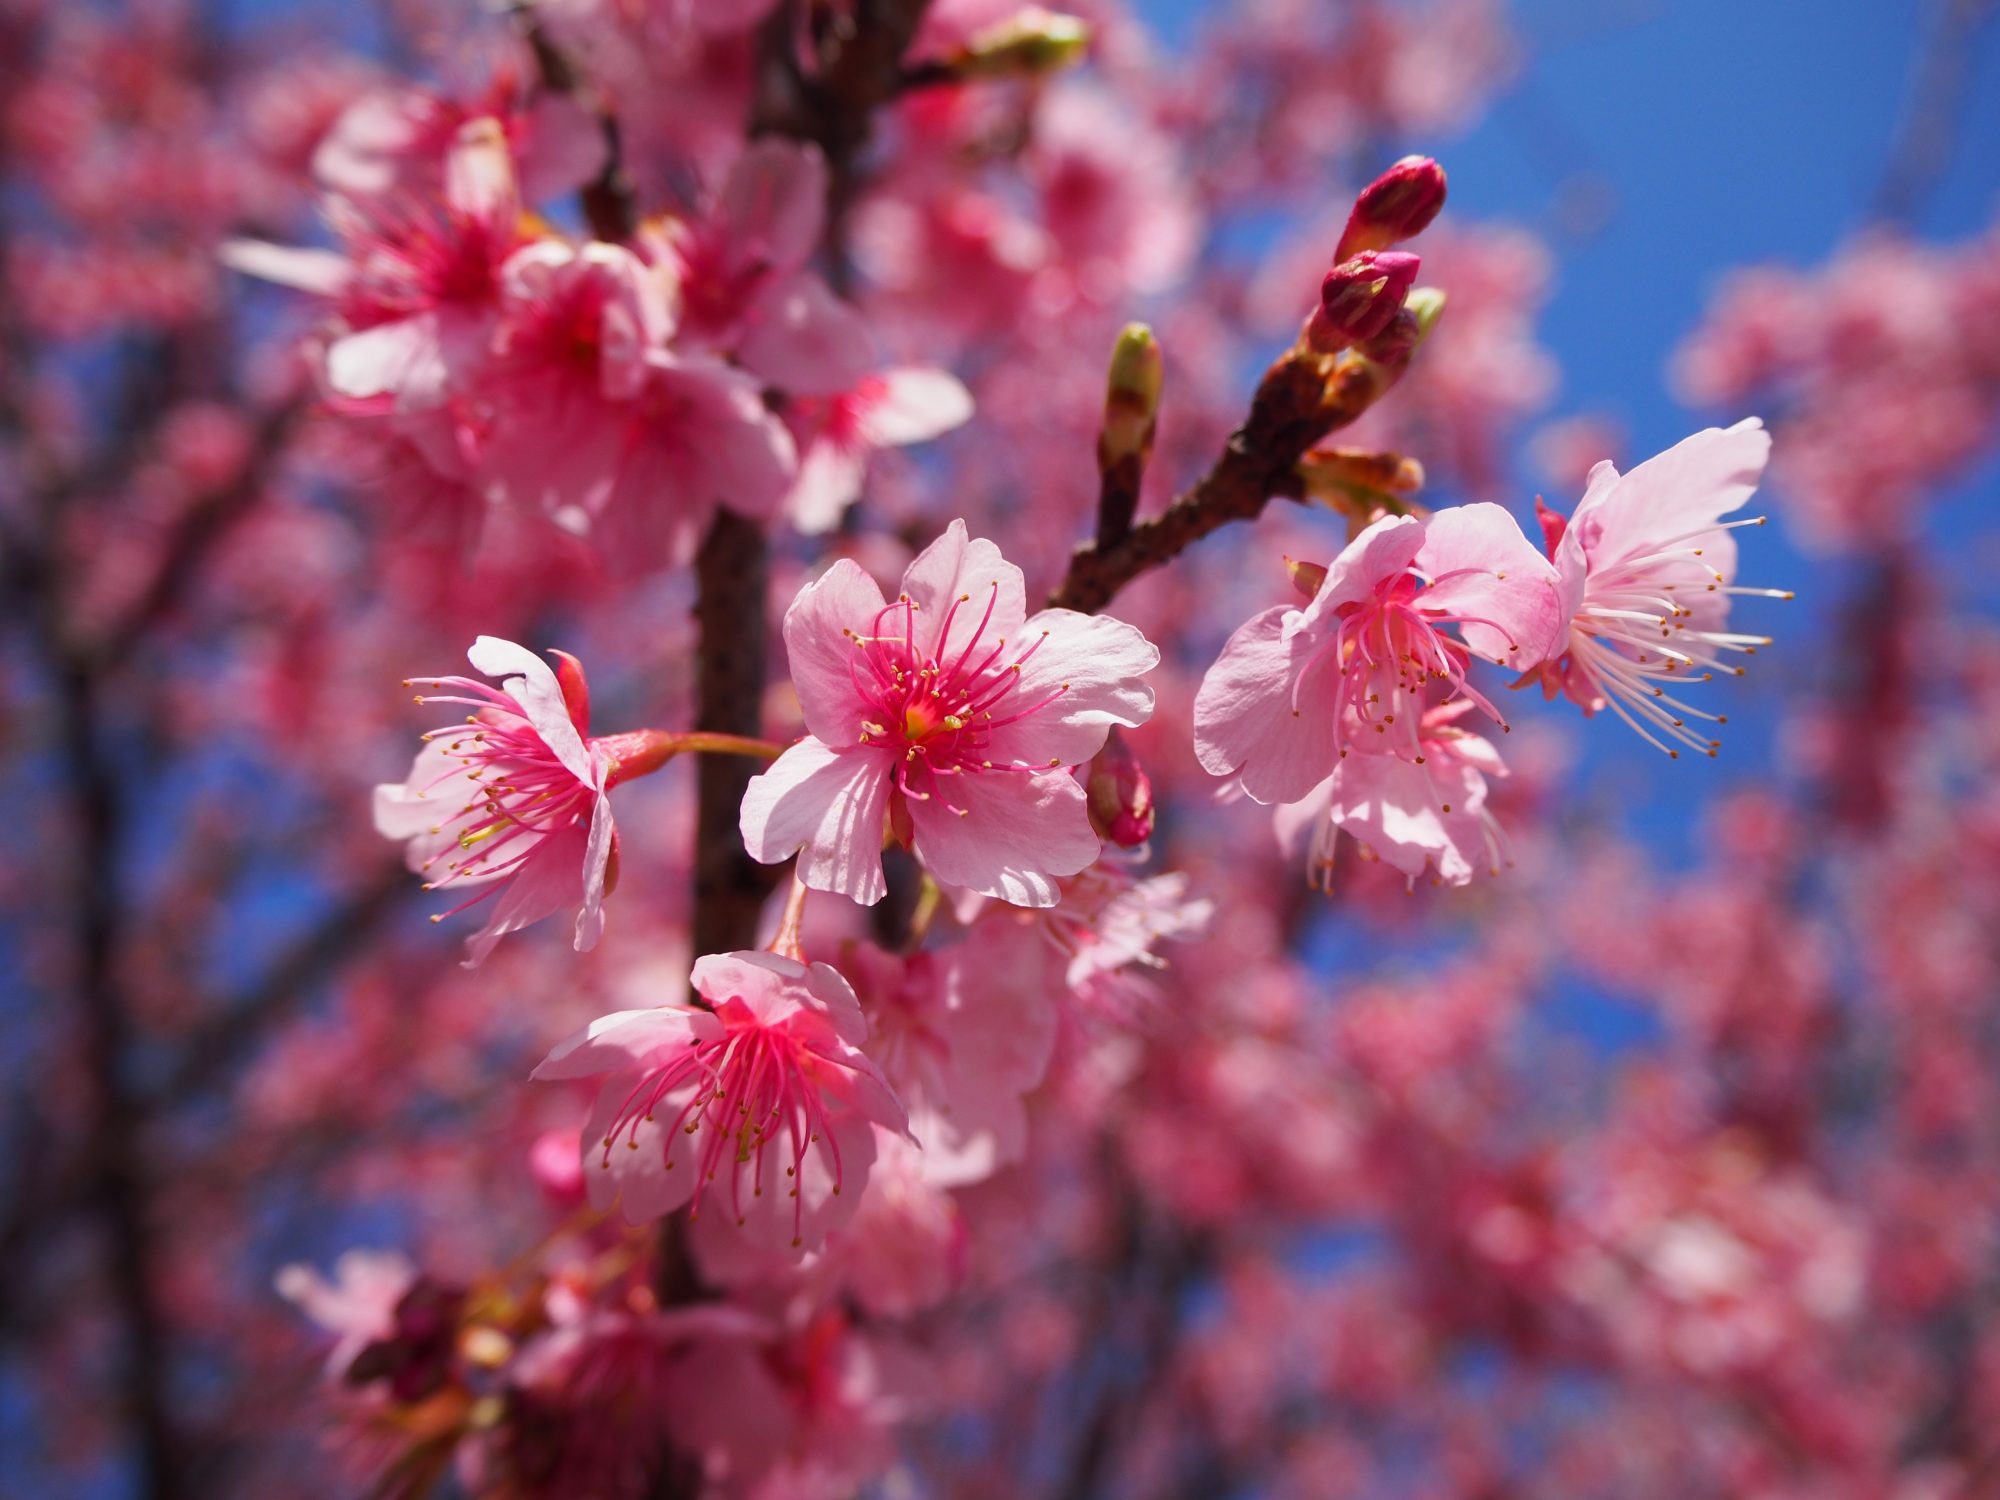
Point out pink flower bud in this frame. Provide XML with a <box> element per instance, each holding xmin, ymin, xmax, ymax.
<box><xmin>1312</xmin><ymin>250</ymin><xmax>1421</xmax><ymax>349</ymax></box>
<box><xmin>1086</xmin><ymin>734</ymin><xmax>1154</xmax><ymax>848</ymax></box>
<box><xmin>1336</xmin><ymin>155</ymin><xmax>1448</xmax><ymax>261</ymax></box>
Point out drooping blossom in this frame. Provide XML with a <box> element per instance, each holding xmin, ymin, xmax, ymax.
<box><xmin>275</xmin><ymin>1249</ymin><xmax>415</xmax><ymax>1380</ymax></box>
<box><xmin>741</xmin><ymin>520</ymin><xmax>1160</xmax><ymax>907</ymax></box>
<box><xmin>1194</xmin><ymin>503</ymin><xmax>1561</xmax><ymax>804</ymax></box>
<box><xmin>373</xmin><ymin>636</ymin><xmax>611</xmax><ymax>966</ymax></box>
<box><xmin>784</xmin><ymin>367</ymin><xmax>974</xmax><ymax>534</ymax></box>
<box><xmin>1531</xmin><ymin>418</ymin><xmax>1781</xmax><ymax>757</ymax></box>
<box><xmin>223</xmin><ymin>115</ymin><xmax>528</xmax><ymax>413</ymax></box>
<box><xmin>533</xmin><ymin>951</ymin><xmax>909</xmax><ymax>1253</ymax></box>
<box><xmin>475</xmin><ymin>238</ymin><xmax>795</xmax><ymax>560</ymax></box>
<box><xmin>1273</xmin><ymin>699</ymin><xmax>1509</xmax><ymax>888</ymax></box>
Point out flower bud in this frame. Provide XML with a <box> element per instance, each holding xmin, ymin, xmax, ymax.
<box><xmin>1086</xmin><ymin>734</ymin><xmax>1154</xmax><ymax>848</ymax></box>
<box><xmin>1285</xmin><ymin>556</ymin><xmax>1329</xmax><ymax>601</ymax></box>
<box><xmin>1309</xmin><ymin>250</ymin><xmax>1420</xmax><ymax>351</ymax></box>
<box><xmin>1335</xmin><ymin>155</ymin><xmax>1448</xmax><ymax>262</ymax></box>
<box><xmin>1099</xmin><ymin>323</ymin><xmax>1162</xmax><ymax>469</ymax></box>
<box><xmin>1297</xmin><ymin>449</ymin><xmax>1428</xmax><ymax>541</ymax></box>
<box><xmin>953</xmin><ymin>8</ymin><xmax>1090</xmax><ymax>80</ymax></box>
<box><xmin>550</xmin><ymin>649</ymin><xmax>591</xmax><ymax>735</ymax></box>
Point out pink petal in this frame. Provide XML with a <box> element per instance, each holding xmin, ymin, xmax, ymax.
<box><xmin>220</xmin><ymin>239</ymin><xmax>351</xmax><ymax>296</ymax></box>
<box><xmin>1290</xmin><ymin>514</ymin><xmax>1425</xmax><ymax>637</ymax></box>
<box><xmin>1193</xmin><ymin>606</ymin><xmax>1340</xmax><ymax>804</ymax></box>
<box><xmin>781</xmin><ymin>557</ymin><xmax>892</xmax><ymax>744</ymax></box>
<box><xmin>466</xmin><ymin>636</ymin><xmax>594</xmax><ymax>784</ymax></box>
<box><xmin>857</xmin><ymin>368</ymin><xmax>974</xmax><ymax>447</ymax></box>
<box><xmin>898</xmin><ymin>519</ymin><xmax>1028</xmax><ymax>661</ymax></box>
<box><xmin>718</xmin><ymin>138</ymin><xmax>826</xmax><ymax>278</ymax></box>
<box><xmin>574</xmin><ymin>782</ymin><xmax>614</xmax><ymax>953</ymax></box>
<box><xmin>785</xmin><ymin>436</ymin><xmax>871</xmax><ymax>535</ymax></box>
<box><xmin>462</xmin><ymin>820</ymin><xmax>590</xmax><ymax>968</ymax></box>
<box><xmin>907</xmin><ymin>767</ymin><xmax>1098</xmax><ymax>908</ymax></box>
<box><xmin>988</xmin><ymin>608</ymin><xmax>1158</xmax><ymax>768</ymax></box>
<box><xmin>739</xmin><ymin>740</ymin><xmax>893</xmax><ymax>905</ymax></box>
<box><xmin>533</xmin><ymin>1007</ymin><xmax>714</xmax><ymax>1081</ymax></box>
<box><xmin>1414</xmin><ymin>501</ymin><xmax>1564</xmax><ymax>665</ymax></box>
<box><xmin>735</xmin><ymin>272</ymin><xmax>874</xmax><ymax>397</ymax></box>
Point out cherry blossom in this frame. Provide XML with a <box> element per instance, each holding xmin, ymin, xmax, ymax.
<box><xmin>534</xmin><ymin>951</ymin><xmax>909</xmax><ymax>1252</ymax></box>
<box><xmin>741</xmin><ymin>520</ymin><xmax>1159</xmax><ymax>906</ymax></box>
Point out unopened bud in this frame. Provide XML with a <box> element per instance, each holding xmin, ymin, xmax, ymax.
<box><xmin>1297</xmin><ymin>448</ymin><xmax>1428</xmax><ymax>539</ymax></box>
<box><xmin>1534</xmin><ymin>496</ymin><xmax>1567</xmax><ymax>558</ymax></box>
<box><xmin>551</xmin><ymin>649</ymin><xmax>591</xmax><ymax>735</ymax></box>
<box><xmin>953</xmin><ymin>8</ymin><xmax>1090</xmax><ymax>80</ymax></box>
<box><xmin>1309</xmin><ymin>250</ymin><xmax>1420</xmax><ymax>351</ymax></box>
<box><xmin>1285</xmin><ymin>556</ymin><xmax>1329</xmax><ymax>601</ymax></box>
<box><xmin>1099</xmin><ymin>323</ymin><xmax>1162</xmax><ymax>468</ymax></box>
<box><xmin>1086</xmin><ymin>734</ymin><xmax>1154</xmax><ymax>848</ymax></box>
<box><xmin>1350</xmin><ymin>285</ymin><xmax>1445</xmax><ymax>367</ymax></box>
<box><xmin>1336</xmin><ymin>155</ymin><xmax>1448</xmax><ymax>262</ymax></box>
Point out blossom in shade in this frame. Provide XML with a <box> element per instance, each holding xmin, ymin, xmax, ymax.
<box><xmin>783</xmin><ymin>367</ymin><xmax>974</xmax><ymax>534</ymax></box>
<box><xmin>741</xmin><ymin>520</ymin><xmax>1160</xmax><ymax>907</ymax></box>
<box><xmin>533</xmin><ymin>951</ymin><xmax>910</xmax><ymax>1253</ymax></box>
<box><xmin>1194</xmin><ymin>503</ymin><xmax>1561</xmax><ymax>805</ymax></box>
<box><xmin>475</xmin><ymin>238</ymin><xmax>796</xmax><ymax>560</ymax></box>
<box><xmin>373</xmin><ymin>636</ymin><xmax>612</xmax><ymax>966</ymax></box>
<box><xmin>1273</xmin><ymin>699</ymin><xmax>1510</xmax><ymax>888</ymax></box>
<box><xmin>223</xmin><ymin>115</ymin><xmax>527</xmax><ymax>411</ymax></box>
<box><xmin>1532</xmin><ymin>418</ymin><xmax>1782</xmax><ymax>757</ymax></box>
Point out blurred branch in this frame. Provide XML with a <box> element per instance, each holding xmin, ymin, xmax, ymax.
<box><xmin>517</xmin><ymin>4</ymin><xmax>638</xmax><ymax>241</ymax></box>
<box><xmin>1871</xmin><ymin>0</ymin><xmax>1997</xmax><ymax>224</ymax></box>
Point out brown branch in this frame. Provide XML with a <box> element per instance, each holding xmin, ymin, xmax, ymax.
<box><xmin>1051</xmin><ymin>344</ymin><xmax>1416</xmax><ymax>615</ymax></box>
<box><xmin>518</xmin><ymin>6</ymin><xmax>638</xmax><ymax>242</ymax></box>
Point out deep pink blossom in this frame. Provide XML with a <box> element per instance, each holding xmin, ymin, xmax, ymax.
<box><xmin>534</xmin><ymin>951</ymin><xmax>909</xmax><ymax>1253</ymax></box>
<box><xmin>784</xmin><ymin>367</ymin><xmax>974</xmax><ymax>534</ymax></box>
<box><xmin>1194</xmin><ymin>504</ymin><xmax>1560</xmax><ymax>804</ymax></box>
<box><xmin>224</xmin><ymin>115</ymin><xmax>528</xmax><ymax>412</ymax></box>
<box><xmin>374</xmin><ymin>636</ymin><xmax>612</xmax><ymax>965</ymax></box>
<box><xmin>741</xmin><ymin>521</ymin><xmax>1159</xmax><ymax>906</ymax></box>
<box><xmin>1532</xmin><ymin>418</ymin><xmax>1781</xmax><ymax>757</ymax></box>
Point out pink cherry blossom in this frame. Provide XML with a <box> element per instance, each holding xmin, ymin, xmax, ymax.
<box><xmin>1194</xmin><ymin>503</ymin><xmax>1560</xmax><ymax>804</ymax></box>
<box><xmin>1533</xmin><ymin>418</ymin><xmax>1782</xmax><ymax>757</ymax></box>
<box><xmin>224</xmin><ymin>115</ymin><xmax>528</xmax><ymax>412</ymax></box>
<box><xmin>784</xmin><ymin>367</ymin><xmax>974</xmax><ymax>534</ymax></box>
<box><xmin>741</xmin><ymin>520</ymin><xmax>1160</xmax><ymax>907</ymax></box>
<box><xmin>312</xmin><ymin>83</ymin><xmax>606</xmax><ymax>205</ymax></box>
<box><xmin>841</xmin><ymin>927</ymin><xmax>1058</xmax><ymax>1186</ymax></box>
<box><xmin>373</xmin><ymin>636</ymin><xmax>612</xmax><ymax>966</ymax></box>
<box><xmin>533</xmin><ymin>951</ymin><xmax>909</xmax><ymax>1253</ymax></box>
<box><xmin>1273</xmin><ymin>699</ymin><xmax>1510</xmax><ymax>888</ymax></box>
<box><xmin>476</xmin><ymin>238</ymin><xmax>795</xmax><ymax>559</ymax></box>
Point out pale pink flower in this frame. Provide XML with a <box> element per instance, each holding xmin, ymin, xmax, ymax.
<box><xmin>1273</xmin><ymin>699</ymin><xmax>1509</xmax><ymax>888</ymax></box>
<box><xmin>373</xmin><ymin>636</ymin><xmax>612</xmax><ymax>966</ymax></box>
<box><xmin>312</xmin><ymin>84</ymin><xmax>606</xmax><ymax>205</ymax></box>
<box><xmin>1532</xmin><ymin>418</ymin><xmax>1781</xmax><ymax>757</ymax></box>
<box><xmin>275</xmin><ymin>1249</ymin><xmax>414</xmax><ymax>1380</ymax></box>
<box><xmin>647</xmin><ymin>137</ymin><xmax>872</xmax><ymax>396</ymax></box>
<box><xmin>1194</xmin><ymin>503</ymin><xmax>1561</xmax><ymax>804</ymax></box>
<box><xmin>223</xmin><ymin>116</ymin><xmax>527</xmax><ymax>411</ymax></box>
<box><xmin>533</xmin><ymin>951</ymin><xmax>909</xmax><ymax>1253</ymax></box>
<box><xmin>784</xmin><ymin>368</ymin><xmax>973</xmax><ymax>534</ymax></box>
<box><xmin>842</xmin><ymin>928</ymin><xmax>1058</xmax><ymax>1186</ymax></box>
<box><xmin>741</xmin><ymin>520</ymin><xmax>1159</xmax><ymax>907</ymax></box>
<box><xmin>476</xmin><ymin>238</ymin><xmax>795</xmax><ymax>559</ymax></box>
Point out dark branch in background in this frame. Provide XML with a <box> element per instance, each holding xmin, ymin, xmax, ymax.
<box><xmin>518</xmin><ymin>5</ymin><xmax>638</xmax><ymax>241</ymax></box>
<box><xmin>1870</xmin><ymin>0</ymin><xmax>1996</xmax><ymax>225</ymax></box>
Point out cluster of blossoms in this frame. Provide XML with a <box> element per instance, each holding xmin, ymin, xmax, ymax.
<box><xmin>61</xmin><ymin>2</ymin><xmax>2000</xmax><ymax>1499</ymax></box>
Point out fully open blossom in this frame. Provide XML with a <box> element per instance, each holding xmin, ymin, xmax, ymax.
<box><xmin>1194</xmin><ymin>504</ymin><xmax>1560</xmax><ymax>804</ymax></box>
<box><xmin>534</xmin><ymin>952</ymin><xmax>909</xmax><ymax>1253</ymax></box>
<box><xmin>224</xmin><ymin>115</ymin><xmax>528</xmax><ymax>412</ymax></box>
<box><xmin>741</xmin><ymin>521</ymin><xmax>1159</xmax><ymax>907</ymax></box>
<box><xmin>784</xmin><ymin>367</ymin><xmax>974</xmax><ymax>534</ymax></box>
<box><xmin>842</xmin><ymin>929</ymin><xmax>1058</xmax><ymax>1187</ymax></box>
<box><xmin>645</xmin><ymin>137</ymin><xmax>871</xmax><ymax>396</ymax></box>
<box><xmin>476</xmin><ymin>238</ymin><xmax>795</xmax><ymax>559</ymax></box>
<box><xmin>1531</xmin><ymin>418</ymin><xmax>1780</xmax><ymax>757</ymax></box>
<box><xmin>373</xmin><ymin>637</ymin><xmax>611</xmax><ymax>966</ymax></box>
<box><xmin>1273</xmin><ymin>699</ymin><xmax>1509</xmax><ymax>888</ymax></box>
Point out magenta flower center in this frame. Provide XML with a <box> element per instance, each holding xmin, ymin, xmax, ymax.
<box><xmin>845</xmin><ymin>584</ymin><xmax>1070</xmax><ymax>813</ymax></box>
<box><xmin>598</xmin><ymin>1000</ymin><xmax>860</xmax><ymax>1248</ymax></box>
